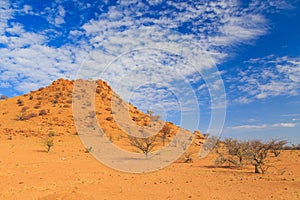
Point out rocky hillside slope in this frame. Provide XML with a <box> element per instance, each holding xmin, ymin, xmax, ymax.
<box><xmin>0</xmin><ymin>78</ymin><xmax>205</xmax><ymax>151</ymax></box>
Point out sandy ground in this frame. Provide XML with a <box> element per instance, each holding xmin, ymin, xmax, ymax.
<box><xmin>0</xmin><ymin>135</ymin><xmax>299</xmax><ymax>200</ymax></box>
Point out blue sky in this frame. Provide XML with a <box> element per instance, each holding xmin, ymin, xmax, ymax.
<box><xmin>0</xmin><ymin>0</ymin><xmax>299</xmax><ymax>144</ymax></box>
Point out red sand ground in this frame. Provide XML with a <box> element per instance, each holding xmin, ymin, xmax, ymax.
<box><xmin>0</xmin><ymin>135</ymin><xmax>299</xmax><ymax>199</ymax></box>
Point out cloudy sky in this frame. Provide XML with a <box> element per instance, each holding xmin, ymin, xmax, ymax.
<box><xmin>0</xmin><ymin>0</ymin><xmax>299</xmax><ymax>144</ymax></box>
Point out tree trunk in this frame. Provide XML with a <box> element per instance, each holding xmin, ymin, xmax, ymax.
<box><xmin>254</xmin><ymin>164</ymin><xmax>260</xmax><ymax>173</ymax></box>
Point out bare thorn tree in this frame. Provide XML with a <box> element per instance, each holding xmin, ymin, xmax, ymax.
<box><xmin>269</xmin><ymin>139</ymin><xmax>287</xmax><ymax>157</ymax></box>
<box><xmin>248</xmin><ymin>140</ymin><xmax>271</xmax><ymax>174</ymax></box>
<box><xmin>128</xmin><ymin>133</ymin><xmax>157</xmax><ymax>160</ymax></box>
<box><xmin>215</xmin><ymin>138</ymin><xmax>287</xmax><ymax>174</ymax></box>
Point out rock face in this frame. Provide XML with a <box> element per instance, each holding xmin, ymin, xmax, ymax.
<box><xmin>193</xmin><ymin>130</ymin><xmax>206</xmax><ymax>145</ymax></box>
<box><xmin>0</xmin><ymin>79</ymin><xmax>190</xmax><ymax>148</ymax></box>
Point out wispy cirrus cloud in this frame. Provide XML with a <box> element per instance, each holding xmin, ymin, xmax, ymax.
<box><xmin>227</xmin><ymin>55</ymin><xmax>300</xmax><ymax>104</ymax></box>
<box><xmin>0</xmin><ymin>0</ymin><xmax>290</xmax><ymax>95</ymax></box>
<box><xmin>229</xmin><ymin>122</ymin><xmax>297</xmax><ymax>130</ymax></box>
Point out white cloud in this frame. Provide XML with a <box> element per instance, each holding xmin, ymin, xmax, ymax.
<box><xmin>229</xmin><ymin>122</ymin><xmax>297</xmax><ymax>130</ymax></box>
<box><xmin>230</xmin><ymin>124</ymin><xmax>268</xmax><ymax>130</ymax></box>
<box><xmin>23</xmin><ymin>5</ymin><xmax>33</xmax><ymax>14</ymax></box>
<box><xmin>272</xmin><ymin>123</ymin><xmax>296</xmax><ymax>128</ymax></box>
<box><xmin>0</xmin><ymin>0</ymin><xmax>13</xmax><ymax>34</ymax></box>
<box><xmin>54</xmin><ymin>5</ymin><xmax>66</xmax><ymax>25</ymax></box>
<box><xmin>228</xmin><ymin>55</ymin><xmax>300</xmax><ymax>104</ymax></box>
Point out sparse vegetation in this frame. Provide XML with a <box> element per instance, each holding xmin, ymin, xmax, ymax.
<box><xmin>282</xmin><ymin>144</ymin><xmax>300</xmax><ymax>150</ymax></box>
<box><xmin>17</xmin><ymin>98</ymin><xmax>24</xmax><ymax>106</ymax></box>
<box><xmin>46</xmin><ymin>138</ymin><xmax>54</xmax><ymax>153</ymax></box>
<box><xmin>215</xmin><ymin>138</ymin><xmax>249</xmax><ymax>167</ymax></box>
<box><xmin>215</xmin><ymin>138</ymin><xmax>288</xmax><ymax>174</ymax></box>
<box><xmin>128</xmin><ymin>132</ymin><xmax>157</xmax><ymax>159</ymax></box>
<box><xmin>269</xmin><ymin>139</ymin><xmax>287</xmax><ymax>157</ymax></box>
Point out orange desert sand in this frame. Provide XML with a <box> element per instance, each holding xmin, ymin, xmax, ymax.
<box><xmin>0</xmin><ymin>79</ymin><xmax>299</xmax><ymax>199</ymax></box>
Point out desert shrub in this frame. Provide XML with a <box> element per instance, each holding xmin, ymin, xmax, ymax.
<box><xmin>105</xmin><ymin>107</ymin><xmax>112</xmax><ymax>112</ymax></box>
<box><xmin>282</xmin><ymin>144</ymin><xmax>300</xmax><ymax>150</ymax></box>
<box><xmin>63</xmin><ymin>104</ymin><xmax>70</xmax><ymax>108</ymax></box>
<box><xmin>39</xmin><ymin>109</ymin><xmax>47</xmax><ymax>116</ymax></box>
<box><xmin>17</xmin><ymin>98</ymin><xmax>23</xmax><ymax>104</ymax></box>
<box><xmin>36</xmin><ymin>96</ymin><xmax>43</xmax><ymax>101</ymax></box>
<box><xmin>17</xmin><ymin>99</ymin><xmax>24</xmax><ymax>106</ymax></box>
<box><xmin>53</xmin><ymin>99</ymin><xmax>58</xmax><ymax>104</ymax></box>
<box><xmin>29</xmin><ymin>95</ymin><xmax>33</xmax><ymax>100</ymax></box>
<box><xmin>269</xmin><ymin>139</ymin><xmax>287</xmax><ymax>157</ymax></box>
<box><xmin>46</xmin><ymin>138</ymin><xmax>54</xmax><ymax>153</ymax></box>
